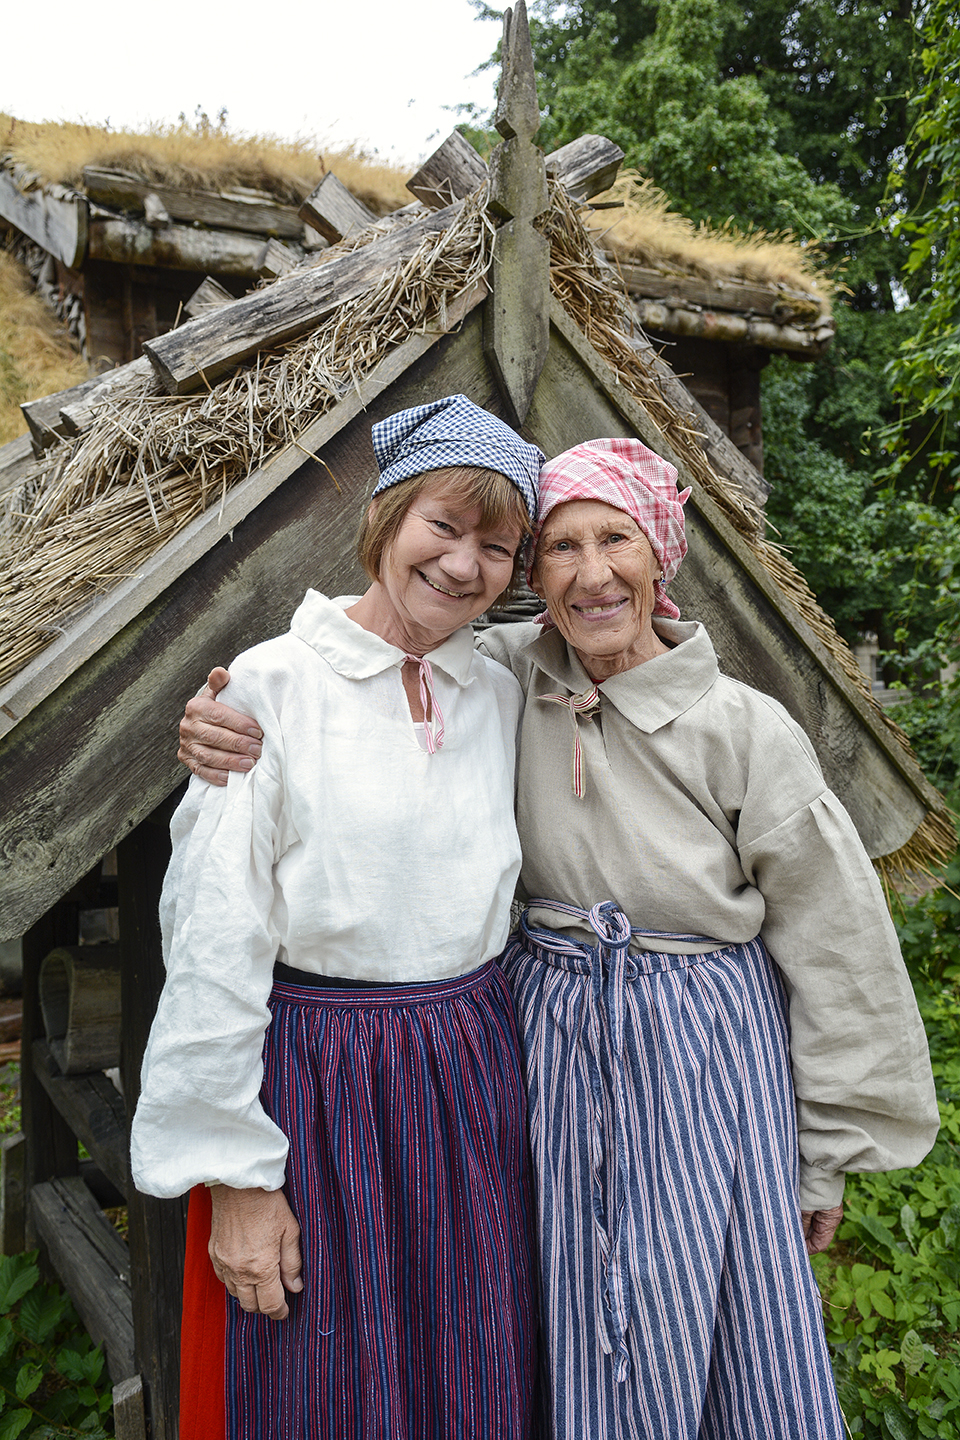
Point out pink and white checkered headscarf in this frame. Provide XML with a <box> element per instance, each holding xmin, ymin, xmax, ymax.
<box><xmin>530</xmin><ymin>438</ymin><xmax>691</xmax><ymax>620</ymax></box>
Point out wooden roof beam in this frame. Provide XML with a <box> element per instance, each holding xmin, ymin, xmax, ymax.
<box><xmin>298</xmin><ymin>173</ymin><xmax>378</xmax><ymax>244</ymax></box>
<box><xmin>0</xmin><ymin>165</ymin><xmax>87</xmax><ymax>270</ymax></box>
<box><xmin>407</xmin><ymin>129</ymin><xmax>625</xmax><ymax>211</ymax></box>
<box><xmin>81</xmin><ymin>168</ymin><xmax>303</xmax><ymax>240</ymax></box>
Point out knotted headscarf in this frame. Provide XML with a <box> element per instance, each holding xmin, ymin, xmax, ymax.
<box><xmin>531</xmin><ymin>438</ymin><xmax>690</xmax><ymax>618</ymax></box>
<box><xmin>371</xmin><ymin>394</ymin><xmax>543</xmax><ymax>522</ymax></box>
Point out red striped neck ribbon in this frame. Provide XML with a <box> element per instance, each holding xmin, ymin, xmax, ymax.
<box><xmin>404</xmin><ymin>654</ymin><xmax>445</xmax><ymax>754</ymax></box>
<box><xmin>538</xmin><ymin>686</ymin><xmax>602</xmax><ymax>797</ymax></box>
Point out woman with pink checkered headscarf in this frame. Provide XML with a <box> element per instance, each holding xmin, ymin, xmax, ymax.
<box><xmin>177</xmin><ymin>427</ymin><xmax>936</xmax><ymax>1440</ymax></box>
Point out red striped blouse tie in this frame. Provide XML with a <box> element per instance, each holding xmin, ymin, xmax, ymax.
<box><xmin>404</xmin><ymin>654</ymin><xmax>445</xmax><ymax>754</ymax></box>
<box><xmin>538</xmin><ymin>686</ymin><xmax>602</xmax><ymax>797</ymax></box>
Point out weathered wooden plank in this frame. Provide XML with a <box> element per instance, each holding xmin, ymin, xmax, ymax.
<box><xmin>616</xmin><ymin>260</ymin><xmax>828</xmax><ymax>325</ymax></box>
<box><xmin>299</xmin><ymin>172</ymin><xmax>378</xmax><ymax>243</ymax></box>
<box><xmin>407</xmin><ymin>130</ymin><xmax>489</xmax><ymax>208</ymax></box>
<box><xmin>545</xmin><ymin>134</ymin><xmax>624</xmax><ymax>202</ymax></box>
<box><xmin>183</xmin><ymin>275</ymin><xmax>234</xmax><ymax>318</ymax></box>
<box><xmin>526</xmin><ymin>302</ymin><xmax>938</xmax><ymax>854</ymax></box>
<box><xmin>0</xmin><ymin>308</ymin><xmax>494</xmax><ymax>942</ymax></box>
<box><xmin>0</xmin><ymin>282</ymin><xmax>486</xmax><ymax>741</ymax></box>
<box><xmin>82</xmin><ymin>167</ymin><xmax>303</xmax><ymax>239</ymax></box>
<box><xmin>0</xmin><ymin>1133</ymin><xmax>26</xmax><ymax>1255</ymax></box>
<box><xmin>142</xmin><ymin>202</ymin><xmax>460</xmax><ymax>393</ymax></box>
<box><xmin>59</xmin><ymin>356</ymin><xmax>159</xmax><ymax>438</ymax></box>
<box><xmin>112</xmin><ymin>1374</ymin><xmax>147</xmax><ymax>1440</ymax></box>
<box><xmin>0</xmin><ymin>167</ymin><xmax>87</xmax><ymax>269</ymax></box>
<box><xmin>0</xmin><ymin>433</ymin><xmax>37</xmax><ymax>495</ymax></box>
<box><xmin>119</xmin><ymin>817</ymin><xmax>185</xmax><ymax>1440</ymax></box>
<box><xmin>32</xmin><ymin>1041</ymin><xmax>129</xmax><ymax>1198</ymax></box>
<box><xmin>485</xmin><ymin>0</ymin><xmax>551</xmax><ymax>426</ymax></box>
<box><xmin>87</xmin><ymin>216</ymin><xmax>269</xmax><ymax>276</ymax></box>
<box><xmin>30</xmin><ymin>1176</ymin><xmax>134</xmax><ymax>1382</ymax></box>
<box><xmin>22</xmin><ymin>373</ymin><xmax>103</xmax><ymax>451</ymax></box>
<box><xmin>257</xmin><ymin>237</ymin><xmax>300</xmax><ymax>278</ymax></box>
<box><xmin>622</xmin><ymin>312</ymin><xmax>771</xmax><ymax>507</ymax></box>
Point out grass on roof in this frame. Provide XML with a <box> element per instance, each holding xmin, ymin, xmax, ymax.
<box><xmin>586</xmin><ymin>171</ymin><xmax>833</xmax><ymax>305</ymax></box>
<box><xmin>0</xmin><ymin>112</ymin><xmax>412</xmax><ymax>214</ymax></box>
<box><xmin>0</xmin><ymin>247</ymin><xmax>88</xmax><ymax>445</ymax></box>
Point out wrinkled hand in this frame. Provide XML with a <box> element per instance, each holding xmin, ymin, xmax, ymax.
<box><xmin>800</xmin><ymin>1204</ymin><xmax>843</xmax><ymax>1256</ymax></box>
<box><xmin>209</xmin><ymin>1185</ymin><xmax>303</xmax><ymax>1320</ymax></box>
<box><xmin>178</xmin><ymin>667</ymin><xmax>263</xmax><ymax>786</ymax></box>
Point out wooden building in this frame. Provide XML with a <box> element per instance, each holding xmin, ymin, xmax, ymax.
<box><xmin>0</xmin><ymin>8</ymin><xmax>950</xmax><ymax>1436</ymax></box>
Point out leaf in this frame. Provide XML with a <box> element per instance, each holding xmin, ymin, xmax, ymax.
<box><xmin>18</xmin><ymin>1287</ymin><xmax>66</xmax><ymax>1345</ymax></box>
<box><xmin>55</xmin><ymin>1348</ymin><xmax>87</xmax><ymax>1383</ymax></box>
<box><xmin>0</xmin><ymin>1411</ymin><xmax>32</xmax><ymax>1440</ymax></box>
<box><xmin>880</xmin><ymin>1400</ymin><xmax>915</xmax><ymax>1440</ymax></box>
<box><xmin>901</xmin><ymin>1203</ymin><xmax>918</xmax><ymax>1244</ymax></box>
<box><xmin>939</xmin><ymin>1204</ymin><xmax>960</xmax><ymax>1249</ymax></box>
<box><xmin>0</xmin><ymin>1257</ymin><xmax>39</xmax><ymax>1314</ymax></box>
<box><xmin>901</xmin><ymin>1329</ymin><xmax>926</xmax><ymax>1376</ymax></box>
<box><xmin>14</xmin><ymin>1360</ymin><xmax>42</xmax><ymax>1401</ymax></box>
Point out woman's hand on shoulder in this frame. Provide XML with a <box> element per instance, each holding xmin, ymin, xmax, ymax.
<box><xmin>800</xmin><ymin>1204</ymin><xmax>843</xmax><ymax>1255</ymax></box>
<box><xmin>179</xmin><ymin>668</ymin><xmax>264</xmax><ymax>787</ymax></box>
<box><xmin>208</xmin><ymin>1184</ymin><xmax>303</xmax><ymax>1320</ymax></box>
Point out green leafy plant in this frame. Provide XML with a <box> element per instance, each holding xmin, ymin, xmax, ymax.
<box><xmin>812</xmin><ymin>867</ymin><xmax>960</xmax><ymax>1438</ymax></box>
<box><xmin>0</xmin><ymin>1254</ymin><xmax>113</xmax><ymax>1438</ymax></box>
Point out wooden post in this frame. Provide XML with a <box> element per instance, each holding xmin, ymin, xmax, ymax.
<box><xmin>484</xmin><ymin>1</ymin><xmax>551</xmax><ymax>426</ymax></box>
<box><xmin>118</xmin><ymin>807</ymin><xmax>187</xmax><ymax>1440</ymax></box>
<box><xmin>21</xmin><ymin>903</ymin><xmax>82</xmax><ymax>1244</ymax></box>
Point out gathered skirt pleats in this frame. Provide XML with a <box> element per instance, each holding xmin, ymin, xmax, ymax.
<box><xmin>502</xmin><ymin>925</ymin><xmax>844</xmax><ymax>1440</ymax></box>
<box><xmin>178</xmin><ymin>959</ymin><xmax>536</xmax><ymax>1440</ymax></box>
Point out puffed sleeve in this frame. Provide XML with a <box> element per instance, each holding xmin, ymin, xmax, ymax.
<box><xmin>739</xmin><ymin>789</ymin><xmax>939</xmax><ymax>1211</ymax></box>
<box><xmin>130</xmin><ymin>661</ymin><xmax>298</xmax><ymax>1198</ymax></box>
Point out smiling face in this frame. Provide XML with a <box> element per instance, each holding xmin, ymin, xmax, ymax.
<box><xmin>357</xmin><ymin>472</ymin><xmax>522</xmax><ymax>653</ymax></box>
<box><xmin>530</xmin><ymin>499</ymin><xmax>670</xmax><ymax>678</ymax></box>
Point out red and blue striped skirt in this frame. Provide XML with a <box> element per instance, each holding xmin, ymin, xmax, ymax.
<box><xmin>502</xmin><ymin>904</ymin><xmax>845</xmax><ymax>1440</ymax></box>
<box><xmin>179</xmin><ymin>959</ymin><xmax>537</xmax><ymax>1440</ymax></box>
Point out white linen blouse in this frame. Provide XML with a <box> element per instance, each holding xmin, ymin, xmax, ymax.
<box><xmin>131</xmin><ymin>592</ymin><xmax>524</xmax><ymax>1199</ymax></box>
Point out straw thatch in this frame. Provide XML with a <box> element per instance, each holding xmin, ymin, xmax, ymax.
<box><xmin>587</xmin><ymin>171</ymin><xmax>832</xmax><ymax>308</ymax></box>
<box><xmin>0</xmin><ymin>179</ymin><xmax>951</xmax><ymax>880</ymax></box>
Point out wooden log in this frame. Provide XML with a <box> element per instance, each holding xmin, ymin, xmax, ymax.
<box><xmin>88</xmin><ymin>217</ymin><xmax>270</xmax><ymax>277</ymax></box>
<box><xmin>21</xmin><ymin>373</ymin><xmax>104</xmax><ymax>451</ymax></box>
<box><xmin>82</xmin><ymin>167</ymin><xmax>303</xmax><ymax>239</ymax></box>
<box><xmin>0</xmin><ymin>283</ymin><xmax>485</xmax><ymax>748</ymax></box>
<box><xmin>119</xmin><ymin>818</ymin><xmax>187</xmax><ymax>1440</ymax></box>
<box><xmin>58</xmin><ymin>355</ymin><xmax>159</xmax><ymax>438</ymax></box>
<box><xmin>635</xmin><ymin>298</ymin><xmax>833</xmax><ymax>356</ymax></box>
<box><xmin>0</xmin><ymin>1133</ymin><xmax>26</xmax><ymax>1256</ymax></box>
<box><xmin>544</xmin><ymin>134</ymin><xmax>624</xmax><ymax>202</ymax></box>
<box><xmin>183</xmin><ymin>275</ymin><xmax>235</xmax><ymax>319</ymax></box>
<box><xmin>615</xmin><ymin>260</ymin><xmax>827</xmax><ymax>325</ymax></box>
<box><xmin>407</xmin><ymin>130</ymin><xmax>488</xmax><ymax>208</ymax></box>
<box><xmin>32</xmin><ymin>1040</ymin><xmax>129</xmax><ymax>1198</ymax></box>
<box><xmin>112</xmin><ymin>1374</ymin><xmax>147</xmax><ymax>1440</ymax></box>
<box><xmin>257</xmin><ymin>237</ymin><xmax>300</xmax><ymax>278</ymax></box>
<box><xmin>142</xmin><ymin>193</ymin><xmax>170</xmax><ymax>228</ymax></box>
<box><xmin>406</xmin><ymin>129</ymin><xmax>625</xmax><ymax>212</ymax></box>
<box><xmin>39</xmin><ymin>946</ymin><xmax>121</xmax><ymax>1074</ymax></box>
<box><xmin>299</xmin><ymin>173</ymin><xmax>378</xmax><ymax>243</ymax></box>
<box><xmin>30</xmin><ymin>1175</ymin><xmax>134</xmax><ymax>1382</ymax></box>
<box><xmin>0</xmin><ymin>433</ymin><xmax>37</xmax><ymax>495</ymax></box>
<box><xmin>0</xmin><ymin>166</ymin><xmax>88</xmax><ymax>270</ymax></box>
<box><xmin>142</xmin><ymin>201</ymin><xmax>460</xmax><ymax>394</ymax></box>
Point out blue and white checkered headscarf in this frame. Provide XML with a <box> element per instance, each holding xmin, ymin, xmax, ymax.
<box><xmin>371</xmin><ymin>395</ymin><xmax>543</xmax><ymax>523</ymax></box>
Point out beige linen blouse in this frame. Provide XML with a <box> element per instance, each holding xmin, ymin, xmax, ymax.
<box><xmin>479</xmin><ymin>616</ymin><xmax>939</xmax><ymax>1211</ymax></box>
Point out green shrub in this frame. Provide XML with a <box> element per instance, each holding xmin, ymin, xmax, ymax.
<box><xmin>812</xmin><ymin>860</ymin><xmax>960</xmax><ymax>1438</ymax></box>
<box><xmin>0</xmin><ymin>1254</ymin><xmax>113</xmax><ymax>1438</ymax></box>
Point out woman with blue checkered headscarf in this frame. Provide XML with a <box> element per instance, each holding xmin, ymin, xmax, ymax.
<box><xmin>132</xmin><ymin>396</ymin><xmax>544</xmax><ymax>1440</ymax></box>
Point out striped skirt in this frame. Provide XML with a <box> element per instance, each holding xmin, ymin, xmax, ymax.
<box><xmin>501</xmin><ymin>904</ymin><xmax>844</xmax><ymax>1440</ymax></box>
<box><xmin>179</xmin><ymin>960</ymin><xmax>537</xmax><ymax>1440</ymax></box>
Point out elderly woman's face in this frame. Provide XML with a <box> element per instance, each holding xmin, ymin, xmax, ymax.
<box><xmin>530</xmin><ymin>500</ymin><xmax>661</xmax><ymax>668</ymax></box>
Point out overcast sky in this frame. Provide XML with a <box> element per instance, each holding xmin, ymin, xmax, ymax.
<box><xmin>3</xmin><ymin>0</ymin><xmax>503</xmax><ymax>166</ymax></box>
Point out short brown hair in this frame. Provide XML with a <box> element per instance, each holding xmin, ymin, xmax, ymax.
<box><xmin>357</xmin><ymin>466</ymin><xmax>533</xmax><ymax>595</ymax></box>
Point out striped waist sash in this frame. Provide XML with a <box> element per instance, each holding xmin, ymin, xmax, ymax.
<box><xmin>519</xmin><ymin>900</ymin><xmax>730</xmax><ymax>1383</ymax></box>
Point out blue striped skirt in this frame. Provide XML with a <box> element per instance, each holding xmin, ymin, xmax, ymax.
<box><xmin>502</xmin><ymin>904</ymin><xmax>844</xmax><ymax>1440</ymax></box>
<box><xmin>225</xmin><ymin>960</ymin><xmax>537</xmax><ymax>1440</ymax></box>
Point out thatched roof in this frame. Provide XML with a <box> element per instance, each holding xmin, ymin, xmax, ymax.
<box><xmin>0</xmin><ymin>153</ymin><xmax>951</xmax><ymax>895</ymax></box>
